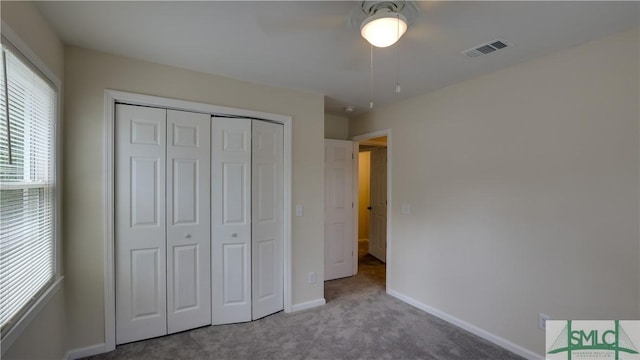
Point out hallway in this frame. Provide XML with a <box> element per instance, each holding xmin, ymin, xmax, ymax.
<box><xmin>325</xmin><ymin>239</ymin><xmax>385</xmax><ymax>303</ymax></box>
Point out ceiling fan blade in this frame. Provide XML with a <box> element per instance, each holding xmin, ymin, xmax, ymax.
<box><xmin>403</xmin><ymin>20</ymin><xmax>433</xmax><ymax>43</ymax></box>
<box><xmin>328</xmin><ymin>27</ymin><xmax>370</xmax><ymax>72</ymax></box>
<box><xmin>257</xmin><ymin>14</ymin><xmax>347</xmax><ymax>36</ymax></box>
<box><xmin>342</xmin><ymin>46</ymin><xmax>370</xmax><ymax>72</ymax></box>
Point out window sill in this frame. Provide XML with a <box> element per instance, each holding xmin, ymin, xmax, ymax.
<box><xmin>0</xmin><ymin>275</ymin><xmax>64</xmax><ymax>356</ymax></box>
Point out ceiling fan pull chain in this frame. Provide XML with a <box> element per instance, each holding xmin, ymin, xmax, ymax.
<box><xmin>370</xmin><ymin>44</ymin><xmax>374</xmax><ymax>109</ymax></box>
<box><xmin>396</xmin><ymin>13</ymin><xmax>401</xmax><ymax>94</ymax></box>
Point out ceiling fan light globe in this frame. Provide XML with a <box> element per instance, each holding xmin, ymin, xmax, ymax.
<box><xmin>360</xmin><ymin>13</ymin><xmax>408</xmax><ymax>48</ymax></box>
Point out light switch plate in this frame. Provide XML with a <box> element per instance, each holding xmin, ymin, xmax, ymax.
<box><xmin>295</xmin><ymin>204</ymin><xmax>304</xmax><ymax>217</ymax></box>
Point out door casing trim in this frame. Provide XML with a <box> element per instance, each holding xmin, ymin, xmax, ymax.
<box><xmin>351</xmin><ymin>130</ymin><xmax>391</xmax><ymax>286</ymax></box>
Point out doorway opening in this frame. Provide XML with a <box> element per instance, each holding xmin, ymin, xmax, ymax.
<box><xmin>356</xmin><ymin>136</ymin><xmax>387</xmax><ymax>286</ymax></box>
<box><xmin>323</xmin><ymin>129</ymin><xmax>391</xmax><ymax>301</ymax></box>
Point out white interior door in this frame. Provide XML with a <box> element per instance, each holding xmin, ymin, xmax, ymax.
<box><xmin>324</xmin><ymin>139</ymin><xmax>354</xmax><ymax>281</ymax></box>
<box><xmin>166</xmin><ymin>110</ymin><xmax>211</xmax><ymax>333</ymax></box>
<box><xmin>115</xmin><ymin>104</ymin><xmax>167</xmax><ymax>344</ymax></box>
<box><xmin>252</xmin><ymin>121</ymin><xmax>284</xmax><ymax>319</ymax></box>
<box><xmin>369</xmin><ymin>147</ymin><xmax>387</xmax><ymax>263</ymax></box>
<box><xmin>211</xmin><ymin>117</ymin><xmax>252</xmax><ymax>325</ymax></box>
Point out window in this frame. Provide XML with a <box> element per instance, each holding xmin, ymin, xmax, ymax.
<box><xmin>0</xmin><ymin>40</ymin><xmax>58</xmax><ymax>339</ymax></box>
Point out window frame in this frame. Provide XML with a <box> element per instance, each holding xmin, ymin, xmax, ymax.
<box><xmin>0</xmin><ymin>22</ymin><xmax>63</xmax><ymax>355</ymax></box>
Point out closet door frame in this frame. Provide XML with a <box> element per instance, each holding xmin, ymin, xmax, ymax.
<box><xmin>102</xmin><ymin>90</ymin><xmax>293</xmax><ymax>353</ymax></box>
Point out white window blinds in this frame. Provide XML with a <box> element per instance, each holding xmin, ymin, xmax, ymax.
<box><xmin>0</xmin><ymin>43</ymin><xmax>57</xmax><ymax>336</ymax></box>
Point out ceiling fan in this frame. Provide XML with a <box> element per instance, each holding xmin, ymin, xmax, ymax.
<box><xmin>257</xmin><ymin>1</ymin><xmax>420</xmax><ymax>33</ymax></box>
<box><xmin>256</xmin><ymin>1</ymin><xmax>424</xmax><ymax>109</ymax></box>
<box><xmin>354</xmin><ymin>1</ymin><xmax>420</xmax><ymax>47</ymax></box>
<box><xmin>353</xmin><ymin>1</ymin><xmax>421</xmax><ymax>108</ymax></box>
<box><xmin>256</xmin><ymin>1</ymin><xmax>424</xmax><ymax>68</ymax></box>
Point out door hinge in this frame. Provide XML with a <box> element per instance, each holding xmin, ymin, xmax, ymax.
<box><xmin>352</xmin><ymin>202</ymin><xmax>354</xmax><ymax>208</ymax></box>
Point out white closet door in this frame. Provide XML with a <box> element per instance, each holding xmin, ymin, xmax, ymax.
<box><xmin>324</xmin><ymin>139</ymin><xmax>354</xmax><ymax>281</ymax></box>
<box><xmin>251</xmin><ymin>121</ymin><xmax>284</xmax><ymax>320</ymax></box>
<box><xmin>166</xmin><ymin>110</ymin><xmax>211</xmax><ymax>333</ymax></box>
<box><xmin>211</xmin><ymin>118</ymin><xmax>252</xmax><ymax>325</ymax></box>
<box><xmin>115</xmin><ymin>104</ymin><xmax>167</xmax><ymax>344</ymax></box>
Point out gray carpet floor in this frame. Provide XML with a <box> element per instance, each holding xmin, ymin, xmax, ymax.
<box><xmin>88</xmin><ymin>240</ymin><xmax>524</xmax><ymax>360</ymax></box>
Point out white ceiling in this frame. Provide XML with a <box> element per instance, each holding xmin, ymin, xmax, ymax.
<box><xmin>35</xmin><ymin>1</ymin><xmax>639</xmax><ymax>117</ymax></box>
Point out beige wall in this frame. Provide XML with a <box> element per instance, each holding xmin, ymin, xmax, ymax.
<box><xmin>1</xmin><ymin>2</ymin><xmax>68</xmax><ymax>359</ymax></box>
<box><xmin>63</xmin><ymin>46</ymin><xmax>325</xmax><ymax>350</ymax></box>
<box><xmin>350</xmin><ymin>28</ymin><xmax>640</xmax><ymax>356</ymax></box>
<box><xmin>3</xmin><ymin>284</ymin><xmax>68</xmax><ymax>359</ymax></box>
<box><xmin>1</xmin><ymin>1</ymin><xmax>64</xmax><ymax>78</ymax></box>
<box><xmin>325</xmin><ymin>113</ymin><xmax>349</xmax><ymax>140</ymax></box>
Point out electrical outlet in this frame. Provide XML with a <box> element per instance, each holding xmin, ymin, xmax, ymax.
<box><xmin>539</xmin><ymin>313</ymin><xmax>550</xmax><ymax>330</ymax></box>
<box><xmin>308</xmin><ymin>272</ymin><xmax>316</xmax><ymax>284</ymax></box>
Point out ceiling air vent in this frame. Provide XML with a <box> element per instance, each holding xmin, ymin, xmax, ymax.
<box><xmin>462</xmin><ymin>38</ymin><xmax>512</xmax><ymax>58</ymax></box>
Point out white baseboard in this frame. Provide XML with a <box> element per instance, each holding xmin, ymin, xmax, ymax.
<box><xmin>65</xmin><ymin>343</ymin><xmax>107</xmax><ymax>360</ymax></box>
<box><xmin>386</xmin><ymin>289</ymin><xmax>543</xmax><ymax>360</ymax></box>
<box><xmin>291</xmin><ymin>298</ymin><xmax>326</xmax><ymax>312</ymax></box>
<box><xmin>64</xmin><ymin>299</ymin><xmax>325</xmax><ymax>359</ymax></box>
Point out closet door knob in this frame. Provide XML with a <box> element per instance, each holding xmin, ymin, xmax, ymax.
<box><xmin>231</xmin><ymin>233</ymin><xmax>238</xmax><ymax>238</ymax></box>
<box><xmin>184</xmin><ymin>233</ymin><xmax>191</xmax><ymax>239</ymax></box>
